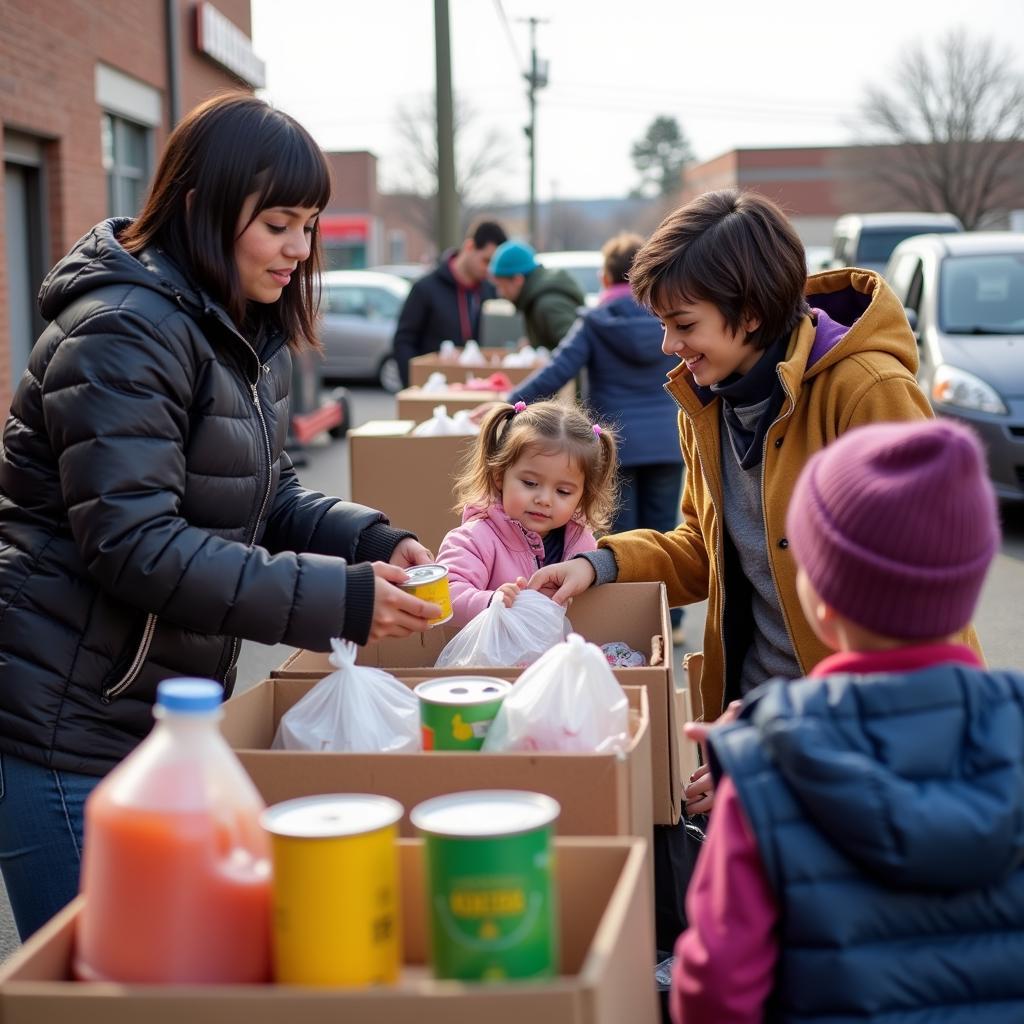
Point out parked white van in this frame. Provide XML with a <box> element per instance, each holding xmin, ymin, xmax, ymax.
<box><xmin>828</xmin><ymin>211</ymin><xmax>963</xmax><ymax>274</ymax></box>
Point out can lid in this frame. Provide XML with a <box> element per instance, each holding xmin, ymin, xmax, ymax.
<box><xmin>261</xmin><ymin>794</ymin><xmax>404</xmax><ymax>838</ymax></box>
<box><xmin>156</xmin><ymin>678</ymin><xmax>223</xmax><ymax>714</ymax></box>
<box><xmin>413</xmin><ymin>677</ymin><xmax>512</xmax><ymax>705</ymax></box>
<box><xmin>400</xmin><ymin>563</ymin><xmax>447</xmax><ymax>587</ymax></box>
<box><xmin>411</xmin><ymin>790</ymin><xmax>560</xmax><ymax>837</ymax></box>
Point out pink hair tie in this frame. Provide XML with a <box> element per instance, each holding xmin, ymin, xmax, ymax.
<box><xmin>592</xmin><ymin>423</ymin><xmax>602</xmax><ymax>438</ymax></box>
<box><xmin>513</xmin><ymin>401</ymin><xmax>527</xmax><ymax>413</ymax></box>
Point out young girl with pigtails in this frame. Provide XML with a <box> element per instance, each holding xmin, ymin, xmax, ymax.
<box><xmin>436</xmin><ymin>400</ymin><xmax>619</xmax><ymax>627</ymax></box>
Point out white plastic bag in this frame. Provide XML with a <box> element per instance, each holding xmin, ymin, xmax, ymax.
<box><xmin>272</xmin><ymin>639</ymin><xmax>421</xmax><ymax>752</ymax></box>
<box><xmin>435</xmin><ymin>588</ymin><xmax>570</xmax><ymax>668</ymax></box>
<box><xmin>450</xmin><ymin>410</ymin><xmax>480</xmax><ymax>434</ymax></box>
<box><xmin>457</xmin><ymin>339</ymin><xmax>486</xmax><ymax>366</ymax></box>
<box><xmin>439</xmin><ymin>339</ymin><xmax>458</xmax><ymax>359</ymax></box>
<box><xmin>482</xmin><ymin>633</ymin><xmax>630</xmax><ymax>753</ymax></box>
<box><xmin>412</xmin><ymin>404</ymin><xmax>475</xmax><ymax>436</ymax></box>
<box><xmin>421</xmin><ymin>371</ymin><xmax>448</xmax><ymax>392</ymax></box>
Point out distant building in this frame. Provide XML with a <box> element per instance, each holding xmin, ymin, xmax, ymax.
<box><xmin>320</xmin><ymin>150</ymin><xmax>436</xmax><ymax>271</ymax></box>
<box><xmin>0</xmin><ymin>0</ymin><xmax>264</xmax><ymax>417</ymax></box>
<box><xmin>680</xmin><ymin>143</ymin><xmax>1024</xmax><ymax>246</ymax></box>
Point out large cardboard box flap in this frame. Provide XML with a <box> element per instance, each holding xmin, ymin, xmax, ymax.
<box><xmin>220</xmin><ymin>674</ymin><xmax>653</xmax><ymax>841</ymax></box>
<box><xmin>0</xmin><ymin>839</ymin><xmax>657</xmax><ymax>1024</ymax></box>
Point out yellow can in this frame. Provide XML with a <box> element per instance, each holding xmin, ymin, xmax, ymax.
<box><xmin>400</xmin><ymin>563</ymin><xmax>453</xmax><ymax>626</ymax></box>
<box><xmin>261</xmin><ymin>794</ymin><xmax>403</xmax><ymax>986</ymax></box>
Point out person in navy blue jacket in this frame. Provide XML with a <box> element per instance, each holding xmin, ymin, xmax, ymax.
<box><xmin>473</xmin><ymin>233</ymin><xmax>685</xmax><ymax>639</ymax></box>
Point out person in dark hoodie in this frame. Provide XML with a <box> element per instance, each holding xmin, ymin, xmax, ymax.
<box><xmin>671</xmin><ymin>418</ymin><xmax>1023</xmax><ymax>1023</ymax></box>
<box><xmin>0</xmin><ymin>93</ymin><xmax>440</xmax><ymax>939</ymax></box>
<box><xmin>489</xmin><ymin>239</ymin><xmax>585</xmax><ymax>350</ymax></box>
<box><xmin>392</xmin><ymin>219</ymin><xmax>507</xmax><ymax>386</ymax></box>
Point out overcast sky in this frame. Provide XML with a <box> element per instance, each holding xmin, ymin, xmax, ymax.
<box><xmin>250</xmin><ymin>0</ymin><xmax>1024</xmax><ymax>204</ymax></box>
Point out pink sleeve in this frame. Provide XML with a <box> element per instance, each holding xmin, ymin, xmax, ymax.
<box><xmin>670</xmin><ymin>777</ymin><xmax>779</xmax><ymax>1024</ymax></box>
<box><xmin>436</xmin><ymin>526</ymin><xmax>498</xmax><ymax>627</ymax></box>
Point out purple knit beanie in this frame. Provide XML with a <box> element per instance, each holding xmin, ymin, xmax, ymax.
<box><xmin>787</xmin><ymin>419</ymin><xmax>999</xmax><ymax>639</ymax></box>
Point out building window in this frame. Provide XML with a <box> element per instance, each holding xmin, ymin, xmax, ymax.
<box><xmin>101</xmin><ymin>113</ymin><xmax>151</xmax><ymax>217</ymax></box>
<box><xmin>387</xmin><ymin>230</ymin><xmax>407</xmax><ymax>264</ymax></box>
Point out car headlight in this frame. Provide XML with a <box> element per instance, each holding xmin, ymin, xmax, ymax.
<box><xmin>931</xmin><ymin>365</ymin><xmax>1007</xmax><ymax>415</ymax></box>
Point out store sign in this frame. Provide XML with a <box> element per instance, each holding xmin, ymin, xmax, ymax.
<box><xmin>194</xmin><ymin>2</ymin><xmax>266</xmax><ymax>89</ymax></box>
<box><xmin>320</xmin><ymin>215</ymin><xmax>371</xmax><ymax>242</ymax></box>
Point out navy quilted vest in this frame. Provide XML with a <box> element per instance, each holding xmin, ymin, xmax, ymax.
<box><xmin>711</xmin><ymin>664</ymin><xmax>1024</xmax><ymax>1022</ymax></box>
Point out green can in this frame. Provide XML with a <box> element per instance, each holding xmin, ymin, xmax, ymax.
<box><xmin>414</xmin><ymin>677</ymin><xmax>511</xmax><ymax>751</ymax></box>
<box><xmin>410</xmin><ymin>790</ymin><xmax>560</xmax><ymax>981</ymax></box>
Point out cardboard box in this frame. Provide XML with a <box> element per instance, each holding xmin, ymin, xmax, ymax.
<box><xmin>220</xmin><ymin>675</ymin><xmax>652</xmax><ymax>840</ymax></box>
<box><xmin>396</xmin><ymin>388</ymin><xmax>508</xmax><ymax>424</ymax></box>
<box><xmin>348</xmin><ymin>421</ymin><xmax>475</xmax><ymax>553</ymax></box>
<box><xmin>0</xmin><ymin>838</ymin><xmax>657</xmax><ymax>1024</ymax></box>
<box><xmin>409</xmin><ymin>350</ymin><xmax>541</xmax><ymax>388</ymax></box>
<box><xmin>273</xmin><ymin>583</ymin><xmax>690</xmax><ymax>825</ymax></box>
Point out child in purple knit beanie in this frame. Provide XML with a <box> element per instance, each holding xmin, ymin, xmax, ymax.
<box><xmin>670</xmin><ymin>419</ymin><xmax>1024</xmax><ymax>1024</ymax></box>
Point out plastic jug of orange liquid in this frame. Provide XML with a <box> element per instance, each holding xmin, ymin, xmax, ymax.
<box><xmin>75</xmin><ymin>678</ymin><xmax>271</xmax><ymax>983</ymax></box>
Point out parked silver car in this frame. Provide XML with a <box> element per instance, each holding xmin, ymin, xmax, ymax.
<box><xmin>318</xmin><ymin>270</ymin><xmax>409</xmax><ymax>392</ymax></box>
<box><xmin>884</xmin><ymin>231</ymin><xmax>1024</xmax><ymax>502</ymax></box>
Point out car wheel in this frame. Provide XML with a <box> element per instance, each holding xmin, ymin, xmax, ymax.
<box><xmin>378</xmin><ymin>354</ymin><xmax>403</xmax><ymax>394</ymax></box>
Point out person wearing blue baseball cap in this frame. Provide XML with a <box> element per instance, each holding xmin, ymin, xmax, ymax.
<box><xmin>490</xmin><ymin>239</ymin><xmax>585</xmax><ymax>350</ymax></box>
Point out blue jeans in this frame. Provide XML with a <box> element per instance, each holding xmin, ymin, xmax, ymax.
<box><xmin>0</xmin><ymin>751</ymin><xmax>101</xmax><ymax>940</ymax></box>
<box><xmin>614</xmin><ymin>463</ymin><xmax>685</xmax><ymax>628</ymax></box>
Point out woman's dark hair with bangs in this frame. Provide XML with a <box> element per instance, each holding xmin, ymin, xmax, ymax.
<box><xmin>120</xmin><ymin>92</ymin><xmax>331</xmax><ymax>349</ymax></box>
<box><xmin>629</xmin><ymin>189</ymin><xmax>809</xmax><ymax>351</ymax></box>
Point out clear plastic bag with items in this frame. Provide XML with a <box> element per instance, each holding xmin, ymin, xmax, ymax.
<box><xmin>272</xmin><ymin>639</ymin><xmax>421</xmax><ymax>752</ymax></box>
<box><xmin>482</xmin><ymin>632</ymin><xmax>631</xmax><ymax>754</ymax></box>
<box><xmin>435</xmin><ymin>588</ymin><xmax>570</xmax><ymax>669</ymax></box>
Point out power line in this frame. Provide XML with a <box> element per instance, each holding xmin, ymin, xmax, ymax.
<box><xmin>491</xmin><ymin>0</ymin><xmax>526</xmax><ymax>75</ymax></box>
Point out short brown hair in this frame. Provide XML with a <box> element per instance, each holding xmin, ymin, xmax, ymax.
<box><xmin>453</xmin><ymin>400</ymin><xmax>619</xmax><ymax>533</ymax></box>
<box><xmin>120</xmin><ymin>93</ymin><xmax>331</xmax><ymax>350</ymax></box>
<box><xmin>601</xmin><ymin>232</ymin><xmax>644</xmax><ymax>285</ymax></box>
<box><xmin>630</xmin><ymin>189</ymin><xmax>809</xmax><ymax>350</ymax></box>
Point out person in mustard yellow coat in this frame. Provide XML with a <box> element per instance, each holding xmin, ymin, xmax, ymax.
<box><xmin>530</xmin><ymin>189</ymin><xmax>982</xmax><ymax>803</ymax></box>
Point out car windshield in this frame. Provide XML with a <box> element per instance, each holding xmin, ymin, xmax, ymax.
<box><xmin>857</xmin><ymin>225</ymin><xmax>958</xmax><ymax>264</ymax></box>
<box><xmin>940</xmin><ymin>254</ymin><xmax>1024</xmax><ymax>334</ymax></box>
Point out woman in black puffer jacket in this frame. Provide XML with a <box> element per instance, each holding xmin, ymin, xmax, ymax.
<box><xmin>0</xmin><ymin>94</ymin><xmax>439</xmax><ymax>939</ymax></box>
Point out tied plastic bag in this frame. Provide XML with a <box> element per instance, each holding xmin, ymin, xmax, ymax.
<box><xmin>450</xmin><ymin>410</ymin><xmax>480</xmax><ymax>434</ymax></box>
<box><xmin>457</xmin><ymin>339</ymin><xmax>486</xmax><ymax>366</ymax></box>
<box><xmin>438</xmin><ymin>339</ymin><xmax>458</xmax><ymax>359</ymax></box>
<box><xmin>421</xmin><ymin>371</ymin><xmax>448</xmax><ymax>392</ymax></box>
<box><xmin>272</xmin><ymin>639</ymin><xmax>421</xmax><ymax>752</ymax></box>
<box><xmin>435</xmin><ymin>588</ymin><xmax>570</xmax><ymax>669</ymax></box>
<box><xmin>411</xmin><ymin>405</ymin><xmax>476</xmax><ymax>436</ymax></box>
<box><xmin>482</xmin><ymin>633</ymin><xmax>631</xmax><ymax>754</ymax></box>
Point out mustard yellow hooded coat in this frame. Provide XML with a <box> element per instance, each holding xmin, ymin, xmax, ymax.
<box><xmin>600</xmin><ymin>269</ymin><xmax>979</xmax><ymax>722</ymax></box>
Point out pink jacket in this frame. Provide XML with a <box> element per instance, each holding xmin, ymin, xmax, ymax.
<box><xmin>436</xmin><ymin>503</ymin><xmax>597</xmax><ymax>626</ymax></box>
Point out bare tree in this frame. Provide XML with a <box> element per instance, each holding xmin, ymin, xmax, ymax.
<box><xmin>382</xmin><ymin>94</ymin><xmax>517</xmax><ymax>241</ymax></box>
<box><xmin>856</xmin><ymin>28</ymin><xmax>1024</xmax><ymax>228</ymax></box>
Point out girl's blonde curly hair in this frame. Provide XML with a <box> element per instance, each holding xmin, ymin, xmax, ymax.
<box><xmin>453</xmin><ymin>400</ymin><xmax>619</xmax><ymax>533</ymax></box>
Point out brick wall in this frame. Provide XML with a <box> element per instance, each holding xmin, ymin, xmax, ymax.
<box><xmin>0</xmin><ymin>0</ymin><xmax>254</xmax><ymax>417</ymax></box>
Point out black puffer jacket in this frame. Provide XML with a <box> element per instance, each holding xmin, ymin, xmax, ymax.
<box><xmin>0</xmin><ymin>220</ymin><xmax>409</xmax><ymax>775</ymax></box>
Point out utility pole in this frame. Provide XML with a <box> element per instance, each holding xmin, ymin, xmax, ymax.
<box><xmin>434</xmin><ymin>0</ymin><xmax>459</xmax><ymax>252</ymax></box>
<box><xmin>518</xmin><ymin>16</ymin><xmax>548</xmax><ymax>247</ymax></box>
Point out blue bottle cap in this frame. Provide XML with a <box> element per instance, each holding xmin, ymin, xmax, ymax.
<box><xmin>155</xmin><ymin>678</ymin><xmax>223</xmax><ymax>714</ymax></box>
